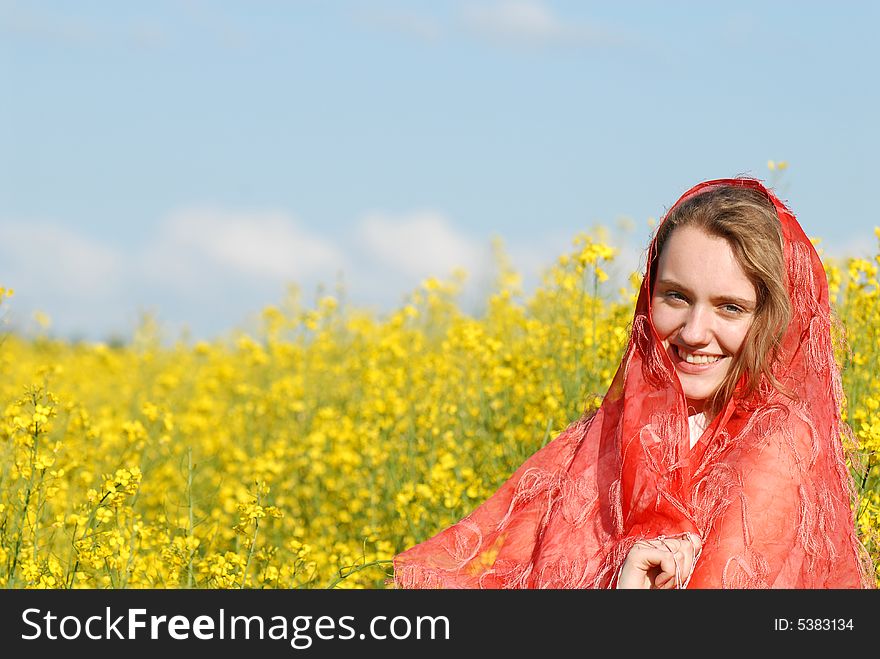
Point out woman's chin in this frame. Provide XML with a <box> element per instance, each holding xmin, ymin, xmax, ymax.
<box><xmin>680</xmin><ymin>380</ymin><xmax>722</xmax><ymax>410</ymax></box>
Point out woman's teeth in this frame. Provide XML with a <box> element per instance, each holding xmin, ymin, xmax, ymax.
<box><xmin>677</xmin><ymin>347</ymin><xmax>722</xmax><ymax>365</ymax></box>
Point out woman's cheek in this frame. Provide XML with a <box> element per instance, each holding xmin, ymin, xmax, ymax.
<box><xmin>650</xmin><ymin>303</ymin><xmax>674</xmax><ymax>341</ymax></box>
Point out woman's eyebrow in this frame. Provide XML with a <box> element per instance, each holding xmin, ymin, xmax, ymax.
<box><xmin>656</xmin><ymin>278</ymin><xmax>755</xmax><ymax>307</ymax></box>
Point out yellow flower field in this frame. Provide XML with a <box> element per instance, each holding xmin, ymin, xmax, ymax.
<box><xmin>1</xmin><ymin>229</ymin><xmax>878</xmax><ymax>589</ymax></box>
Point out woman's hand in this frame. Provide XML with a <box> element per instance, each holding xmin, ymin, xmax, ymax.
<box><xmin>616</xmin><ymin>533</ymin><xmax>702</xmax><ymax>589</ymax></box>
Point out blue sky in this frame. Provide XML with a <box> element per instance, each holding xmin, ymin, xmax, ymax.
<box><xmin>1</xmin><ymin>1</ymin><xmax>878</xmax><ymax>343</ymax></box>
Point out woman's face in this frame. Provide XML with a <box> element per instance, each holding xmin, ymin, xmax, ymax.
<box><xmin>651</xmin><ymin>226</ymin><xmax>757</xmax><ymax>414</ymax></box>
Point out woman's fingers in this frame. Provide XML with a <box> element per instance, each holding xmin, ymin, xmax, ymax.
<box><xmin>618</xmin><ymin>533</ymin><xmax>703</xmax><ymax>589</ymax></box>
<box><xmin>651</xmin><ymin>538</ymin><xmax>694</xmax><ymax>588</ymax></box>
<box><xmin>620</xmin><ymin>542</ymin><xmax>669</xmax><ymax>588</ymax></box>
<box><xmin>655</xmin><ymin>549</ymin><xmax>681</xmax><ymax>589</ymax></box>
<box><xmin>668</xmin><ymin>539</ymin><xmax>696</xmax><ymax>577</ymax></box>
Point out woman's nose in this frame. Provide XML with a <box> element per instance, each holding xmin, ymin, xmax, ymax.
<box><xmin>679</xmin><ymin>307</ymin><xmax>712</xmax><ymax>345</ymax></box>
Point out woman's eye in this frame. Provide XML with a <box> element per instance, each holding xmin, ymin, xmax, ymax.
<box><xmin>665</xmin><ymin>291</ymin><xmax>686</xmax><ymax>302</ymax></box>
<box><xmin>722</xmin><ymin>304</ymin><xmax>744</xmax><ymax>314</ymax></box>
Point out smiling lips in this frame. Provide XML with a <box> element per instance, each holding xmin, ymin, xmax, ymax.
<box><xmin>673</xmin><ymin>345</ymin><xmax>724</xmax><ymax>366</ymax></box>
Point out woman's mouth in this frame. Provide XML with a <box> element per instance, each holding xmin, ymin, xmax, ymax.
<box><xmin>671</xmin><ymin>345</ymin><xmax>726</xmax><ymax>373</ymax></box>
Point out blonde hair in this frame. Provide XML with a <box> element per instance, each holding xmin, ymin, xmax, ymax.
<box><xmin>650</xmin><ymin>184</ymin><xmax>792</xmax><ymax>418</ymax></box>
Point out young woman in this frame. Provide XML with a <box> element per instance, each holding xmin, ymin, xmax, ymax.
<box><xmin>393</xmin><ymin>177</ymin><xmax>874</xmax><ymax>589</ymax></box>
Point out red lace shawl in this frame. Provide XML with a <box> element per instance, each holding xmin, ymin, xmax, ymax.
<box><xmin>393</xmin><ymin>178</ymin><xmax>874</xmax><ymax>589</ymax></box>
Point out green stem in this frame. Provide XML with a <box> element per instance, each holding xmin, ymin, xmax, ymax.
<box><xmin>8</xmin><ymin>423</ymin><xmax>40</xmax><ymax>587</ymax></box>
<box><xmin>326</xmin><ymin>559</ymin><xmax>394</xmax><ymax>589</ymax></box>
<box><xmin>240</xmin><ymin>490</ymin><xmax>262</xmax><ymax>589</ymax></box>
<box><xmin>186</xmin><ymin>447</ymin><xmax>196</xmax><ymax>588</ymax></box>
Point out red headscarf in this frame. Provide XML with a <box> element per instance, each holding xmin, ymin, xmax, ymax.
<box><xmin>392</xmin><ymin>177</ymin><xmax>874</xmax><ymax>588</ymax></box>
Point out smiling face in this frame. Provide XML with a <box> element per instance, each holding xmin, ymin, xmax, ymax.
<box><xmin>651</xmin><ymin>226</ymin><xmax>757</xmax><ymax>415</ymax></box>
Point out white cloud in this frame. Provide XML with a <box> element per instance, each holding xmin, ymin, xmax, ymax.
<box><xmin>0</xmin><ymin>219</ymin><xmax>130</xmax><ymax>339</ymax></box>
<box><xmin>152</xmin><ymin>207</ymin><xmax>345</xmax><ymax>282</ymax></box>
<box><xmin>0</xmin><ymin>221</ymin><xmax>123</xmax><ymax>296</ymax></box>
<box><xmin>0</xmin><ymin>208</ymin><xmax>348</xmax><ymax>342</ymax></box>
<box><xmin>460</xmin><ymin>0</ymin><xmax>619</xmax><ymax>47</ymax></box>
<box><xmin>0</xmin><ymin>2</ymin><xmax>172</xmax><ymax>49</ymax></box>
<box><xmin>463</xmin><ymin>0</ymin><xmax>566</xmax><ymax>42</ymax></box>
<box><xmin>0</xmin><ymin>3</ymin><xmax>99</xmax><ymax>45</ymax></box>
<box><xmin>1</xmin><ymin>207</ymin><xmax>657</xmax><ymax>342</ymax></box>
<box><xmin>356</xmin><ymin>210</ymin><xmax>487</xmax><ymax>280</ymax></box>
<box><xmin>352</xmin><ymin>1</ymin><xmax>629</xmax><ymax>49</ymax></box>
